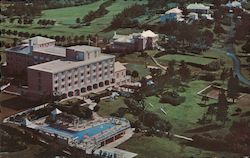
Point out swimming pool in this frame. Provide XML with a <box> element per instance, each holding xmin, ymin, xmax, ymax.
<box><xmin>73</xmin><ymin>123</ymin><xmax>114</xmax><ymax>140</ymax></box>
<box><xmin>40</xmin><ymin>123</ymin><xmax>115</xmax><ymax>141</ymax></box>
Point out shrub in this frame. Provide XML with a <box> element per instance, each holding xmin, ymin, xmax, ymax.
<box><xmin>160</xmin><ymin>91</ymin><xmax>185</xmax><ymax>106</ymax></box>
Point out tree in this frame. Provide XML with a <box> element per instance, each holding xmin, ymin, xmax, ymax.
<box><xmin>149</xmin><ymin>68</ymin><xmax>162</xmax><ymax>79</ymax></box>
<box><xmin>220</xmin><ymin>68</ymin><xmax>227</xmax><ymax>84</ymax></box>
<box><xmin>206</xmin><ymin>105</ymin><xmax>216</xmax><ymax>121</ymax></box>
<box><xmin>227</xmin><ymin>74</ymin><xmax>239</xmax><ymax>102</ymax></box>
<box><xmin>166</xmin><ymin>60</ymin><xmax>175</xmax><ymax>77</ymax></box>
<box><xmin>18</xmin><ymin>18</ymin><xmax>22</xmax><ymax>25</ymax></box>
<box><xmin>131</xmin><ymin>70</ymin><xmax>139</xmax><ymax>79</ymax></box>
<box><xmin>216</xmin><ymin>89</ymin><xmax>228</xmax><ymax>125</ymax></box>
<box><xmin>76</xmin><ymin>17</ymin><xmax>81</xmax><ymax>24</ymax></box>
<box><xmin>179</xmin><ymin>60</ymin><xmax>191</xmax><ymax>82</ymax></box>
<box><xmin>214</xmin><ymin>23</ymin><xmax>226</xmax><ymax>35</ymax></box>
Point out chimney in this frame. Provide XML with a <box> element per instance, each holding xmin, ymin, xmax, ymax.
<box><xmin>29</xmin><ymin>39</ymin><xmax>33</xmax><ymax>54</ymax></box>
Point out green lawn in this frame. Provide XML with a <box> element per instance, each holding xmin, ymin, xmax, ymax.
<box><xmin>0</xmin><ymin>0</ymin><xmax>148</xmax><ymax>38</ymax></box>
<box><xmin>97</xmin><ymin>97</ymin><xmax>138</xmax><ymax>122</ymax></box>
<box><xmin>158</xmin><ymin>54</ymin><xmax>214</xmax><ymax>65</ymax></box>
<box><xmin>126</xmin><ymin>63</ymin><xmax>150</xmax><ymax>77</ymax></box>
<box><xmin>202</xmin><ymin>47</ymin><xmax>233</xmax><ymax>67</ymax></box>
<box><xmin>97</xmin><ymin>97</ymin><xmax>126</xmax><ymax>117</ymax></box>
<box><xmin>144</xmin><ymin>80</ymin><xmax>215</xmax><ymax>133</ymax></box>
<box><xmin>118</xmin><ymin>134</ymin><xmax>238</xmax><ymax>158</ymax></box>
<box><xmin>39</xmin><ymin>1</ymin><xmax>105</xmax><ymax>25</ymax></box>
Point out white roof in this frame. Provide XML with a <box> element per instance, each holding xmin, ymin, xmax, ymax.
<box><xmin>114</xmin><ymin>35</ymin><xmax>134</xmax><ymax>43</ymax></box>
<box><xmin>187</xmin><ymin>3</ymin><xmax>210</xmax><ymax>10</ymax></box>
<box><xmin>226</xmin><ymin>1</ymin><xmax>242</xmax><ymax>8</ymax></box>
<box><xmin>22</xmin><ymin>118</ymin><xmax>38</xmax><ymax>129</ymax></box>
<box><xmin>67</xmin><ymin>45</ymin><xmax>101</xmax><ymax>53</ymax></box>
<box><xmin>115</xmin><ymin>61</ymin><xmax>126</xmax><ymax>72</ymax></box>
<box><xmin>165</xmin><ymin>7</ymin><xmax>183</xmax><ymax>14</ymax></box>
<box><xmin>34</xmin><ymin>46</ymin><xmax>66</xmax><ymax>57</ymax></box>
<box><xmin>141</xmin><ymin>30</ymin><xmax>158</xmax><ymax>38</ymax></box>
<box><xmin>28</xmin><ymin>53</ymin><xmax>115</xmax><ymax>73</ymax></box>
<box><xmin>22</xmin><ymin>36</ymin><xmax>55</xmax><ymax>45</ymax></box>
<box><xmin>51</xmin><ymin>108</ymin><xmax>62</xmax><ymax>115</ymax></box>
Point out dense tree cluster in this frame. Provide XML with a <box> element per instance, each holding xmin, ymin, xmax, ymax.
<box><xmin>1</xmin><ymin>1</ymin><xmax>42</xmax><ymax>17</ymax></box>
<box><xmin>0</xmin><ymin>28</ymin><xmax>88</xmax><ymax>47</ymax></box>
<box><xmin>37</xmin><ymin>19</ymin><xmax>56</xmax><ymax>27</ymax></box>
<box><xmin>111</xmin><ymin>4</ymin><xmax>146</xmax><ymax>28</ymax></box>
<box><xmin>227</xmin><ymin>70</ymin><xmax>239</xmax><ymax>103</ymax></box>
<box><xmin>82</xmin><ymin>0</ymin><xmax>113</xmax><ymax>23</ymax></box>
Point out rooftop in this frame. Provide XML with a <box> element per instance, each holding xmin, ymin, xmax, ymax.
<box><xmin>114</xmin><ymin>35</ymin><xmax>134</xmax><ymax>43</ymax></box>
<box><xmin>114</xmin><ymin>61</ymin><xmax>126</xmax><ymax>72</ymax></box>
<box><xmin>22</xmin><ymin>36</ymin><xmax>55</xmax><ymax>45</ymax></box>
<box><xmin>34</xmin><ymin>46</ymin><xmax>66</xmax><ymax>57</ymax></box>
<box><xmin>67</xmin><ymin>45</ymin><xmax>101</xmax><ymax>53</ymax></box>
<box><xmin>165</xmin><ymin>7</ymin><xmax>183</xmax><ymax>14</ymax></box>
<box><xmin>141</xmin><ymin>30</ymin><xmax>158</xmax><ymax>38</ymax></box>
<box><xmin>186</xmin><ymin>3</ymin><xmax>210</xmax><ymax>10</ymax></box>
<box><xmin>28</xmin><ymin>53</ymin><xmax>115</xmax><ymax>73</ymax></box>
<box><xmin>6</xmin><ymin>44</ymin><xmax>32</xmax><ymax>55</ymax></box>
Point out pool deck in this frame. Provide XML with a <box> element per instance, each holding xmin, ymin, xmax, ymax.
<box><xmin>94</xmin><ymin>128</ymin><xmax>137</xmax><ymax>158</ymax></box>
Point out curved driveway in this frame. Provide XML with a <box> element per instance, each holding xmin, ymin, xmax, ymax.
<box><xmin>226</xmin><ymin>13</ymin><xmax>250</xmax><ymax>86</ymax></box>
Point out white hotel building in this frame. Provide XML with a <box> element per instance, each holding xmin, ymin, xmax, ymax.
<box><xmin>27</xmin><ymin>45</ymin><xmax>130</xmax><ymax>99</ymax></box>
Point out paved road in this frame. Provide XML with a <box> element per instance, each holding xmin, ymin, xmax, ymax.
<box><xmin>226</xmin><ymin>13</ymin><xmax>250</xmax><ymax>86</ymax></box>
<box><xmin>227</xmin><ymin>48</ymin><xmax>250</xmax><ymax>86</ymax></box>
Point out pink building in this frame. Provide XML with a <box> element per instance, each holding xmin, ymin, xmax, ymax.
<box><xmin>5</xmin><ymin>36</ymin><xmax>66</xmax><ymax>75</ymax></box>
<box><xmin>6</xmin><ymin>36</ymin><xmax>131</xmax><ymax>100</ymax></box>
<box><xmin>111</xmin><ymin>30</ymin><xmax>159</xmax><ymax>52</ymax></box>
<box><xmin>27</xmin><ymin>45</ymin><xmax>130</xmax><ymax>99</ymax></box>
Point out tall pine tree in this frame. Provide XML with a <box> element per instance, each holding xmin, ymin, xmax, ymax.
<box><xmin>216</xmin><ymin>89</ymin><xmax>228</xmax><ymax>125</ymax></box>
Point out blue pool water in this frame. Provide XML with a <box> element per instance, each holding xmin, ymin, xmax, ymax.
<box><xmin>73</xmin><ymin>123</ymin><xmax>114</xmax><ymax>140</ymax></box>
<box><xmin>40</xmin><ymin>123</ymin><xmax>114</xmax><ymax>141</ymax></box>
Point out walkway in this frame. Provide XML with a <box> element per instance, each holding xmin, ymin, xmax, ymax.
<box><xmin>226</xmin><ymin>13</ymin><xmax>250</xmax><ymax>86</ymax></box>
<box><xmin>151</xmin><ymin>56</ymin><xmax>167</xmax><ymax>71</ymax></box>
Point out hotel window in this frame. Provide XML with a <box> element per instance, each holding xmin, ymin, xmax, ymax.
<box><xmin>62</xmin><ymin>78</ymin><xmax>65</xmax><ymax>82</ymax></box>
<box><xmin>68</xmin><ymin>76</ymin><xmax>71</xmax><ymax>80</ymax></box>
<box><xmin>99</xmin><ymin>68</ymin><xmax>102</xmax><ymax>71</ymax></box>
<box><xmin>93</xmin><ymin>69</ymin><xmax>96</xmax><ymax>73</ymax></box>
<box><xmin>75</xmin><ymin>81</ymin><xmax>78</xmax><ymax>85</ymax></box>
<box><xmin>87</xmin><ymin>71</ymin><xmax>90</xmax><ymax>74</ymax></box>
<box><xmin>81</xmin><ymin>79</ymin><xmax>84</xmax><ymax>83</ymax></box>
<box><xmin>81</xmin><ymin>73</ymin><xmax>84</xmax><ymax>76</ymax></box>
<box><xmin>111</xmin><ymin>70</ymin><xmax>113</xmax><ymax>74</ymax></box>
<box><xmin>62</xmin><ymin>85</ymin><xmax>65</xmax><ymax>88</ymax></box>
<box><xmin>105</xmin><ymin>72</ymin><xmax>108</xmax><ymax>76</ymax></box>
<box><xmin>68</xmin><ymin>83</ymin><xmax>71</xmax><ymax>87</ymax></box>
<box><xmin>54</xmin><ymin>87</ymin><xmax>58</xmax><ymax>91</ymax></box>
<box><xmin>105</xmin><ymin>66</ymin><xmax>108</xmax><ymax>69</ymax></box>
<box><xmin>87</xmin><ymin>65</ymin><xmax>90</xmax><ymax>68</ymax></box>
<box><xmin>75</xmin><ymin>74</ymin><xmax>78</xmax><ymax>78</ymax></box>
<box><xmin>99</xmin><ymin>74</ymin><xmax>102</xmax><ymax>77</ymax></box>
<box><xmin>55</xmin><ymin>80</ymin><xmax>58</xmax><ymax>84</ymax></box>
